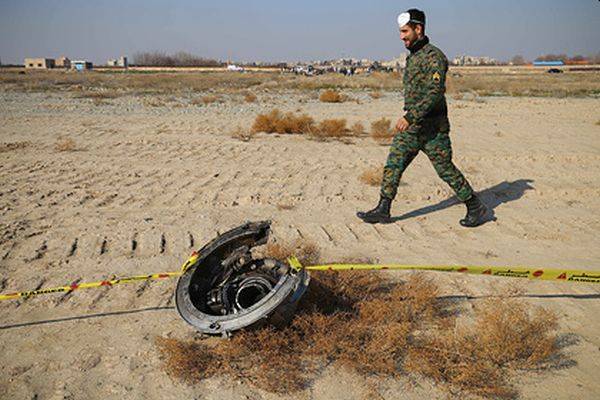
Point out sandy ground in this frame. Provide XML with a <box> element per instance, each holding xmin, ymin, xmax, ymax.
<box><xmin>1</xmin><ymin>89</ymin><xmax>599</xmax><ymax>399</ymax></box>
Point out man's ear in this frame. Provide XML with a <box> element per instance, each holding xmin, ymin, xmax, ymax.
<box><xmin>415</xmin><ymin>24</ymin><xmax>423</xmax><ymax>36</ymax></box>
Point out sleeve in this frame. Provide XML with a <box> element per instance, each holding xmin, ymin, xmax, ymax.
<box><xmin>403</xmin><ymin>54</ymin><xmax>446</xmax><ymax>125</ymax></box>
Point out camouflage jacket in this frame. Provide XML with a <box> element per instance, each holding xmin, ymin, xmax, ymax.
<box><xmin>403</xmin><ymin>36</ymin><xmax>448</xmax><ymax>126</ymax></box>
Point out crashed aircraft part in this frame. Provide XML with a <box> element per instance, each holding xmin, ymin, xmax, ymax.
<box><xmin>175</xmin><ymin>221</ymin><xmax>310</xmax><ymax>336</ymax></box>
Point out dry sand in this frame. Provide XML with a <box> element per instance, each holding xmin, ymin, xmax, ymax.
<box><xmin>1</xmin><ymin>88</ymin><xmax>599</xmax><ymax>399</ymax></box>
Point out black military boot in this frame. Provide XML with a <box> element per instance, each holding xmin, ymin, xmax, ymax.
<box><xmin>357</xmin><ymin>196</ymin><xmax>392</xmax><ymax>224</ymax></box>
<box><xmin>460</xmin><ymin>194</ymin><xmax>488</xmax><ymax>227</ymax></box>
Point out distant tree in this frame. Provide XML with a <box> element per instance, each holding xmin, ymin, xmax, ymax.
<box><xmin>570</xmin><ymin>54</ymin><xmax>586</xmax><ymax>62</ymax></box>
<box><xmin>133</xmin><ymin>51</ymin><xmax>222</xmax><ymax>67</ymax></box>
<box><xmin>510</xmin><ymin>55</ymin><xmax>526</xmax><ymax>65</ymax></box>
<box><xmin>535</xmin><ymin>53</ymin><xmax>568</xmax><ymax>62</ymax></box>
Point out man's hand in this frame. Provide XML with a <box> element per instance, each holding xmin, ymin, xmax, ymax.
<box><xmin>395</xmin><ymin>117</ymin><xmax>410</xmax><ymax>132</ymax></box>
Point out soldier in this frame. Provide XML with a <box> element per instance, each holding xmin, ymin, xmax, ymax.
<box><xmin>357</xmin><ymin>8</ymin><xmax>488</xmax><ymax>227</ymax></box>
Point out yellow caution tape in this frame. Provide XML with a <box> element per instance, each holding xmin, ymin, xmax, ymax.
<box><xmin>288</xmin><ymin>256</ymin><xmax>303</xmax><ymax>272</ymax></box>
<box><xmin>180</xmin><ymin>251</ymin><xmax>200</xmax><ymax>272</ymax></box>
<box><xmin>0</xmin><ymin>272</ymin><xmax>183</xmax><ymax>301</ymax></box>
<box><xmin>300</xmin><ymin>262</ymin><xmax>600</xmax><ymax>283</ymax></box>
<box><xmin>1</xmin><ymin>251</ymin><xmax>599</xmax><ymax>302</ymax></box>
<box><xmin>0</xmin><ymin>252</ymin><xmax>199</xmax><ymax>302</ymax></box>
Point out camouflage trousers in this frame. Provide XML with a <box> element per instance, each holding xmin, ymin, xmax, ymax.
<box><xmin>380</xmin><ymin>118</ymin><xmax>474</xmax><ymax>201</ymax></box>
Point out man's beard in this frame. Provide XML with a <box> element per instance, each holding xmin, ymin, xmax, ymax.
<box><xmin>403</xmin><ymin>34</ymin><xmax>417</xmax><ymax>49</ymax></box>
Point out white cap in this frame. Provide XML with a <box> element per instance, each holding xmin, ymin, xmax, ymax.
<box><xmin>397</xmin><ymin>12</ymin><xmax>410</xmax><ymax>27</ymax></box>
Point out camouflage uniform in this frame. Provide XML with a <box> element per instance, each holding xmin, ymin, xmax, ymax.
<box><xmin>380</xmin><ymin>36</ymin><xmax>474</xmax><ymax>202</ymax></box>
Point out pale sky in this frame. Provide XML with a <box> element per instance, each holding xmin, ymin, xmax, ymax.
<box><xmin>0</xmin><ymin>0</ymin><xmax>598</xmax><ymax>64</ymax></box>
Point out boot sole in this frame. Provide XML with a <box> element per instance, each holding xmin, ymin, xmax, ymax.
<box><xmin>357</xmin><ymin>214</ymin><xmax>391</xmax><ymax>224</ymax></box>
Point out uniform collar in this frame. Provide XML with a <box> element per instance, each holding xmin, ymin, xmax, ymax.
<box><xmin>408</xmin><ymin>35</ymin><xmax>429</xmax><ymax>54</ymax></box>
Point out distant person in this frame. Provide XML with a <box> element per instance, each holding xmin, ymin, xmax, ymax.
<box><xmin>357</xmin><ymin>8</ymin><xmax>488</xmax><ymax>227</ymax></box>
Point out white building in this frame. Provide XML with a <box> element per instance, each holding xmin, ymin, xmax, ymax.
<box><xmin>452</xmin><ymin>55</ymin><xmax>497</xmax><ymax>66</ymax></box>
<box><xmin>107</xmin><ymin>56</ymin><xmax>128</xmax><ymax>68</ymax></box>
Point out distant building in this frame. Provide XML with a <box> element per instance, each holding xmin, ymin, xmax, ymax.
<box><xmin>452</xmin><ymin>55</ymin><xmax>497</xmax><ymax>66</ymax></box>
<box><xmin>24</xmin><ymin>58</ymin><xmax>55</xmax><ymax>69</ymax></box>
<box><xmin>55</xmin><ymin>56</ymin><xmax>71</xmax><ymax>69</ymax></box>
<box><xmin>226</xmin><ymin>64</ymin><xmax>244</xmax><ymax>72</ymax></box>
<box><xmin>107</xmin><ymin>56</ymin><xmax>128</xmax><ymax>68</ymax></box>
<box><xmin>382</xmin><ymin>53</ymin><xmax>408</xmax><ymax>70</ymax></box>
<box><xmin>71</xmin><ymin>60</ymin><xmax>93</xmax><ymax>71</ymax></box>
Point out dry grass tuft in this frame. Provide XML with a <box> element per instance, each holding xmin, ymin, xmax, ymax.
<box><xmin>143</xmin><ymin>97</ymin><xmax>167</xmax><ymax>107</ymax></box>
<box><xmin>157</xmin><ymin>263</ymin><xmax>564</xmax><ymax>398</ymax></box>
<box><xmin>92</xmin><ymin>98</ymin><xmax>110</xmax><ymax>106</ymax></box>
<box><xmin>3</xmin><ymin>70</ymin><xmax>599</xmax><ymax>98</ymax></box>
<box><xmin>369</xmin><ymin>91</ymin><xmax>383</xmax><ymax>99</ymax></box>
<box><xmin>200</xmin><ymin>95</ymin><xmax>221</xmax><ymax>105</ymax></box>
<box><xmin>156</xmin><ymin>272</ymin><xmax>439</xmax><ymax>393</ymax></box>
<box><xmin>54</xmin><ymin>137</ymin><xmax>77</xmax><ymax>152</ymax></box>
<box><xmin>359</xmin><ymin>166</ymin><xmax>383</xmax><ymax>187</ymax></box>
<box><xmin>251</xmin><ymin>110</ymin><xmax>357</xmax><ymax>141</ymax></box>
<box><xmin>230</xmin><ymin>125</ymin><xmax>255</xmax><ymax>142</ymax></box>
<box><xmin>243</xmin><ymin>91</ymin><xmax>258</xmax><ymax>103</ymax></box>
<box><xmin>262</xmin><ymin>238</ymin><xmax>321</xmax><ymax>266</ymax></box>
<box><xmin>595</xmin><ymin>120</ymin><xmax>600</xmax><ymax>126</ymax></box>
<box><xmin>370</xmin><ymin>117</ymin><xmax>395</xmax><ymax>143</ymax></box>
<box><xmin>252</xmin><ymin>109</ymin><xmax>315</xmax><ymax>134</ymax></box>
<box><xmin>319</xmin><ymin>89</ymin><xmax>344</xmax><ymax>103</ymax></box>
<box><xmin>276</xmin><ymin>202</ymin><xmax>295</xmax><ymax>211</ymax></box>
<box><xmin>405</xmin><ymin>299</ymin><xmax>560</xmax><ymax>399</ymax></box>
<box><xmin>73</xmin><ymin>89</ymin><xmax>120</xmax><ymax>99</ymax></box>
<box><xmin>350</xmin><ymin>121</ymin><xmax>365</xmax><ymax>136</ymax></box>
<box><xmin>0</xmin><ymin>141</ymin><xmax>31</xmax><ymax>153</ymax></box>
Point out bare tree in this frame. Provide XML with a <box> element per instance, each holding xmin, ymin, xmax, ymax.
<box><xmin>133</xmin><ymin>51</ymin><xmax>221</xmax><ymax>67</ymax></box>
<box><xmin>535</xmin><ymin>54</ymin><xmax>568</xmax><ymax>62</ymax></box>
<box><xmin>510</xmin><ymin>55</ymin><xmax>526</xmax><ymax>65</ymax></box>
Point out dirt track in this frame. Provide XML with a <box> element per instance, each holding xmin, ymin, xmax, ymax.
<box><xmin>1</xmin><ymin>90</ymin><xmax>599</xmax><ymax>399</ymax></box>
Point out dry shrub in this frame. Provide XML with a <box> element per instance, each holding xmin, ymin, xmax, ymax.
<box><xmin>0</xmin><ymin>141</ymin><xmax>30</xmax><ymax>153</ymax></box>
<box><xmin>313</xmin><ymin>119</ymin><xmax>348</xmax><ymax>139</ymax></box>
<box><xmin>251</xmin><ymin>110</ymin><xmax>355</xmax><ymax>140</ymax></box>
<box><xmin>243</xmin><ymin>91</ymin><xmax>257</xmax><ymax>102</ymax></box>
<box><xmin>369</xmin><ymin>91</ymin><xmax>383</xmax><ymax>99</ymax></box>
<box><xmin>370</xmin><ymin>117</ymin><xmax>394</xmax><ymax>143</ymax></box>
<box><xmin>350</xmin><ymin>121</ymin><xmax>365</xmax><ymax>136</ymax></box>
<box><xmin>251</xmin><ymin>109</ymin><xmax>315</xmax><ymax>134</ymax></box>
<box><xmin>157</xmin><ymin>239</ymin><xmax>565</xmax><ymax>397</ymax></box>
<box><xmin>359</xmin><ymin>166</ymin><xmax>383</xmax><ymax>187</ymax></box>
<box><xmin>157</xmin><ymin>267</ymin><xmax>564</xmax><ymax>398</ymax></box>
<box><xmin>595</xmin><ymin>120</ymin><xmax>600</xmax><ymax>126</ymax></box>
<box><xmin>406</xmin><ymin>299</ymin><xmax>560</xmax><ymax>399</ymax></box>
<box><xmin>54</xmin><ymin>137</ymin><xmax>76</xmax><ymax>152</ymax></box>
<box><xmin>319</xmin><ymin>89</ymin><xmax>344</xmax><ymax>103</ymax></box>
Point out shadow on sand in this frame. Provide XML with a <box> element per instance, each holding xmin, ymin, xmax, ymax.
<box><xmin>390</xmin><ymin>178</ymin><xmax>535</xmax><ymax>224</ymax></box>
<box><xmin>0</xmin><ymin>306</ymin><xmax>175</xmax><ymax>330</ymax></box>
